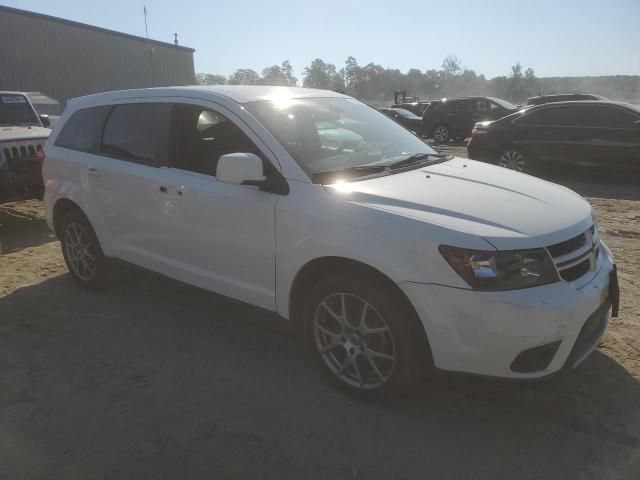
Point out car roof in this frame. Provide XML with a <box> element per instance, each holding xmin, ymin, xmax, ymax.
<box><xmin>529</xmin><ymin>93</ymin><xmax>598</xmax><ymax>98</ymax></box>
<box><xmin>531</xmin><ymin>100</ymin><xmax>631</xmax><ymax>107</ymax></box>
<box><xmin>67</xmin><ymin>85</ymin><xmax>349</xmax><ymax>108</ymax></box>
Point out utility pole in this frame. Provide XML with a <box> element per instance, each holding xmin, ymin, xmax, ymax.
<box><xmin>143</xmin><ymin>6</ymin><xmax>155</xmax><ymax>86</ymax></box>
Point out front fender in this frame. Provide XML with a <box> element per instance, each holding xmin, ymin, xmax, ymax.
<box><xmin>274</xmin><ymin>182</ymin><xmax>485</xmax><ymax>318</ymax></box>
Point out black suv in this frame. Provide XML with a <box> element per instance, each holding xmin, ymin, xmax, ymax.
<box><xmin>526</xmin><ymin>93</ymin><xmax>606</xmax><ymax>106</ymax></box>
<box><xmin>422</xmin><ymin>96</ymin><xmax>518</xmax><ymax>143</ymax></box>
<box><xmin>467</xmin><ymin>101</ymin><xmax>640</xmax><ymax>175</ymax></box>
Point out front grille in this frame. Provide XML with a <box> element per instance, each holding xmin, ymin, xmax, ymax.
<box><xmin>547</xmin><ymin>233</ymin><xmax>586</xmax><ymax>257</ymax></box>
<box><xmin>560</xmin><ymin>258</ymin><xmax>591</xmax><ymax>282</ymax></box>
<box><xmin>1</xmin><ymin>142</ymin><xmax>43</xmax><ymax>166</ymax></box>
<box><xmin>546</xmin><ymin>226</ymin><xmax>599</xmax><ymax>283</ymax></box>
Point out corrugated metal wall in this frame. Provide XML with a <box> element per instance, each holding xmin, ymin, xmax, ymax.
<box><xmin>0</xmin><ymin>7</ymin><xmax>195</xmax><ymax>106</ymax></box>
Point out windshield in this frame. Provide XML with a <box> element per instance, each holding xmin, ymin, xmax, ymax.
<box><xmin>394</xmin><ymin>108</ymin><xmax>417</xmax><ymax>118</ymax></box>
<box><xmin>491</xmin><ymin>97</ymin><xmax>518</xmax><ymax>110</ymax></box>
<box><xmin>0</xmin><ymin>95</ymin><xmax>40</xmax><ymax>126</ymax></box>
<box><xmin>246</xmin><ymin>97</ymin><xmax>439</xmax><ymax>181</ymax></box>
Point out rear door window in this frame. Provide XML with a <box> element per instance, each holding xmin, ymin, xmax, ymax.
<box><xmin>597</xmin><ymin>106</ymin><xmax>638</xmax><ymax>128</ymax></box>
<box><xmin>101</xmin><ymin>103</ymin><xmax>172</xmax><ymax>166</ymax></box>
<box><xmin>55</xmin><ymin>106</ymin><xmax>111</xmax><ymax>152</ymax></box>
<box><xmin>517</xmin><ymin>106</ymin><xmax>581</xmax><ymax>126</ymax></box>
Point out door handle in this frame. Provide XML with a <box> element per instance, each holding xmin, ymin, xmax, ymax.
<box><xmin>86</xmin><ymin>166</ymin><xmax>100</xmax><ymax>177</ymax></box>
<box><xmin>159</xmin><ymin>186</ymin><xmax>168</xmax><ymax>193</ymax></box>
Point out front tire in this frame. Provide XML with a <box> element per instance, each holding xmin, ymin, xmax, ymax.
<box><xmin>302</xmin><ymin>273</ymin><xmax>424</xmax><ymax>399</ymax></box>
<box><xmin>59</xmin><ymin>210</ymin><xmax>111</xmax><ymax>289</ymax></box>
<box><xmin>432</xmin><ymin>124</ymin><xmax>450</xmax><ymax>143</ymax></box>
<box><xmin>497</xmin><ymin>148</ymin><xmax>528</xmax><ymax>172</ymax></box>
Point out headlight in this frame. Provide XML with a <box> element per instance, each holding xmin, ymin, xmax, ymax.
<box><xmin>439</xmin><ymin>245</ymin><xmax>558</xmax><ymax>291</ymax></box>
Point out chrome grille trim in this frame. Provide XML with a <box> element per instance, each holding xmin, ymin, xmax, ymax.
<box><xmin>0</xmin><ymin>140</ymin><xmax>44</xmax><ymax>162</ymax></box>
<box><xmin>546</xmin><ymin>225</ymin><xmax>599</xmax><ymax>283</ymax></box>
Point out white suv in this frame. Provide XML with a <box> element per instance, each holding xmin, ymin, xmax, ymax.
<box><xmin>43</xmin><ymin>86</ymin><xmax>619</xmax><ymax>398</ymax></box>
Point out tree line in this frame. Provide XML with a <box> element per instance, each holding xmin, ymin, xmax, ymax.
<box><xmin>196</xmin><ymin>56</ymin><xmax>640</xmax><ymax>104</ymax></box>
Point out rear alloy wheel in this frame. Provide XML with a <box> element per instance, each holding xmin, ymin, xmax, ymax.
<box><xmin>498</xmin><ymin>149</ymin><xmax>526</xmax><ymax>172</ymax></box>
<box><xmin>432</xmin><ymin>125</ymin><xmax>450</xmax><ymax>143</ymax></box>
<box><xmin>59</xmin><ymin>210</ymin><xmax>111</xmax><ymax>289</ymax></box>
<box><xmin>303</xmin><ymin>273</ymin><xmax>424</xmax><ymax>399</ymax></box>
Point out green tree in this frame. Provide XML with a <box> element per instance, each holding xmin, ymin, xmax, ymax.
<box><xmin>259</xmin><ymin>61</ymin><xmax>297</xmax><ymax>86</ymax></box>
<box><xmin>228</xmin><ymin>69</ymin><xmax>260</xmax><ymax>85</ymax></box>
<box><xmin>343</xmin><ymin>56</ymin><xmax>362</xmax><ymax>94</ymax></box>
<box><xmin>202</xmin><ymin>73</ymin><xmax>226</xmax><ymax>85</ymax></box>
<box><xmin>303</xmin><ymin>58</ymin><xmax>343</xmax><ymax>90</ymax></box>
<box><xmin>442</xmin><ymin>54</ymin><xmax>462</xmax><ymax>78</ymax></box>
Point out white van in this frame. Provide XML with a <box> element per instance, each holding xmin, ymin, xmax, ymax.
<box><xmin>43</xmin><ymin>86</ymin><xmax>619</xmax><ymax>398</ymax></box>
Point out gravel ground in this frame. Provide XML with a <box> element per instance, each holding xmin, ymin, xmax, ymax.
<box><xmin>1</xmin><ymin>150</ymin><xmax>639</xmax><ymax>479</ymax></box>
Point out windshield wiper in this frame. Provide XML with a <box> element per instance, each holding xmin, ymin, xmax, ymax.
<box><xmin>312</xmin><ymin>165</ymin><xmax>389</xmax><ymax>183</ymax></box>
<box><xmin>388</xmin><ymin>153</ymin><xmax>451</xmax><ymax>170</ymax></box>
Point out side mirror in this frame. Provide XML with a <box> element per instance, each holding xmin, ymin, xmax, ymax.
<box><xmin>39</xmin><ymin>114</ymin><xmax>50</xmax><ymax>128</ymax></box>
<box><xmin>216</xmin><ymin>153</ymin><xmax>265</xmax><ymax>187</ymax></box>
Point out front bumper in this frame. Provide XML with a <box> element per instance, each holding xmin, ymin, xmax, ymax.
<box><xmin>0</xmin><ymin>155</ymin><xmax>43</xmax><ymax>191</ymax></box>
<box><xmin>400</xmin><ymin>246</ymin><xmax>617</xmax><ymax>379</ymax></box>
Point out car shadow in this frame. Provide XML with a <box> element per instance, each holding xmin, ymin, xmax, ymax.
<box><xmin>0</xmin><ymin>201</ymin><xmax>56</xmax><ymax>254</ymax></box>
<box><xmin>1</xmin><ymin>272</ymin><xmax>639</xmax><ymax>478</ymax></box>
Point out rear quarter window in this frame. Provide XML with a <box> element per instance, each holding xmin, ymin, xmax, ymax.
<box><xmin>101</xmin><ymin>103</ymin><xmax>172</xmax><ymax>166</ymax></box>
<box><xmin>55</xmin><ymin>106</ymin><xmax>111</xmax><ymax>152</ymax></box>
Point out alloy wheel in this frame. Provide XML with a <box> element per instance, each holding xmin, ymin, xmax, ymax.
<box><xmin>313</xmin><ymin>292</ymin><xmax>396</xmax><ymax>390</ymax></box>
<box><xmin>433</xmin><ymin>126</ymin><xmax>449</xmax><ymax>143</ymax></box>
<box><xmin>63</xmin><ymin>222</ymin><xmax>97</xmax><ymax>281</ymax></box>
<box><xmin>498</xmin><ymin>150</ymin><xmax>525</xmax><ymax>172</ymax></box>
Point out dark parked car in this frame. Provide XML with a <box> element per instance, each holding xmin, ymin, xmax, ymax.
<box><xmin>380</xmin><ymin>107</ymin><xmax>423</xmax><ymax>133</ymax></box>
<box><xmin>467</xmin><ymin>101</ymin><xmax>640</xmax><ymax>174</ymax></box>
<box><xmin>526</xmin><ymin>93</ymin><xmax>606</xmax><ymax>106</ymax></box>
<box><xmin>422</xmin><ymin>96</ymin><xmax>518</xmax><ymax>143</ymax></box>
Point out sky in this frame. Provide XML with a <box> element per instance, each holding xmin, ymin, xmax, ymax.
<box><xmin>4</xmin><ymin>0</ymin><xmax>640</xmax><ymax>80</ymax></box>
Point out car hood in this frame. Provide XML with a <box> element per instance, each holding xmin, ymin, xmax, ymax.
<box><xmin>325</xmin><ymin>157</ymin><xmax>593</xmax><ymax>250</ymax></box>
<box><xmin>0</xmin><ymin>125</ymin><xmax>50</xmax><ymax>142</ymax></box>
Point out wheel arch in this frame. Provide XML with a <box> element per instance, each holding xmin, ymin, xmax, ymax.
<box><xmin>288</xmin><ymin>256</ymin><xmax>432</xmax><ymax>360</ymax></box>
<box><xmin>52</xmin><ymin>197</ymin><xmax>84</xmax><ymax>237</ymax></box>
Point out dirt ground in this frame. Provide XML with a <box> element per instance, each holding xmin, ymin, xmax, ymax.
<box><xmin>1</xmin><ymin>149</ymin><xmax>639</xmax><ymax>479</ymax></box>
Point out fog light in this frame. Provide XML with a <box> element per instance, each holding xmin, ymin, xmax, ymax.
<box><xmin>511</xmin><ymin>341</ymin><xmax>561</xmax><ymax>373</ymax></box>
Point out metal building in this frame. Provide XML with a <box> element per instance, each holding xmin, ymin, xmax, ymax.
<box><xmin>0</xmin><ymin>5</ymin><xmax>195</xmax><ymax>106</ymax></box>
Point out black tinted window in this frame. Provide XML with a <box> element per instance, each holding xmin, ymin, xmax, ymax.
<box><xmin>101</xmin><ymin>103</ymin><xmax>171</xmax><ymax>165</ymax></box>
<box><xmin>474</xmin><ymin>100</ymin><xmax>490</xmax><ymax>112</ymax></box>
<box><xmin>519</xmin><ymin>105</ymin><xmax>638</xmax><ymax>128</ymax></box>
<box><xmin>450</xmin><ymin>100</ymin><xmax>469</xmax><ymax>110</ymax></box>
<box><xmin>55</xmin><ymin>106</ymin><xmax>111</xmax><ymax>152</ymax></box>
<box><xmin>598</xmin><ymin>106</ymin><xmax>638</xmax><ymax>128</ymax></box>
<box><xmin>517</xmin><ymin>106</ymin><xmax>581</xmax><ymax>126</ymax></box>
<box><xmin>169</xmin><ymin>104</ymin><xmax>261</xmax><ymax>176</ymax></box>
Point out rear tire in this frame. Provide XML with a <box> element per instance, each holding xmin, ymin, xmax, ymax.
<box><xmin>301</xmin><ymin>272</ymin><xmax>426</xmax><ymax>400</ymax></box>
<box><xmin>59</xmin><ymin>210</ymin><xmax>112</xmax><ymax>289</ymax></box>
